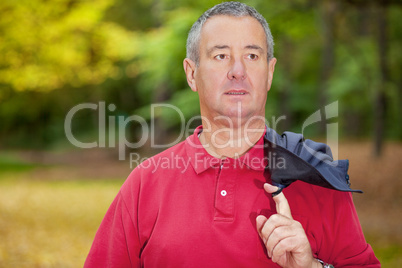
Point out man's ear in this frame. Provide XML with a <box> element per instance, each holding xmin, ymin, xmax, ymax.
<box><xmin>267</xmin><ymin>57</ymin><xmax>277</xmax><ymax>92</ymax></box>
<box><xmin>183</xmin><ymin>58</ymin><xmax>198</xmax><ymax>92</ymax></box>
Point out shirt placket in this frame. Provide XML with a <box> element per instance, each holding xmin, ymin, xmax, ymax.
<box><xmin>214</xmin><ymin>159</ymin><xmax>236</xmax><ymax>222</ymax></box>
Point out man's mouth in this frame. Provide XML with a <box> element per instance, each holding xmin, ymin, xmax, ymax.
<box><xmin>226</xmin><ymin>92</ymin><xmax>246</xmax><ymax>95</ymax></box>
<box><xmin>225</xmin><ymin>90</ymin><xmax>248</xmax><ymax>95</ymax></box>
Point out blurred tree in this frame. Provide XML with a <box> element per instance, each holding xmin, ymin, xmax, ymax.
<box><xmin>0</xmin><ymin>0</ymin><xmax>139</xmax><ymax>92</ymax></box>
<box><xmin>0</xmin><ymin>0</ymin><xmax>400</xmax><ymax>150</ymax></box>
<box><xmin>0</xmin><ymin>0</ymin><xmax>141</xmax><ymax>147</ymax></box>
<box><xmin>328</xmin><ymin>0</ymin><xmax>400</xmax><ymax>156</ymax></box>
<box><xmin>134</xmin><ymin>8</ymin><xmax>200</xmax><ymax>146</ymax></box>
<box><xmin>373</xmin><ymin>0</ymin><xmax>389</xmax><ymax>157</ymax></box>
<box><xmin>317</xmin><ymin>0</ymin><xmax>337</xmax><ymax>135</ymax></box>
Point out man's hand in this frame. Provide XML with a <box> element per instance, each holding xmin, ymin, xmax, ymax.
<box><xmin>256</xmin><ymin>183</ymin><xmax>321</xmax><ymax>268</ymax></box>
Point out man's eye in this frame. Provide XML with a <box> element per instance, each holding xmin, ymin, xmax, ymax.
<box><xmin>214</xmin><ymin>54</ymin><xmax>226</xmax><ymax>60</ymax></box>
<box><xmin>248</xmin><ymin>54</ymin><xmax>258</xmax><ymax>60</ymax></box>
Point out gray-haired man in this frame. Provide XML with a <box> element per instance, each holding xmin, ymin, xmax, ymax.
<box><xmin>85</xmin><ymin>2</ymin><xmax>380</xmax><ymax>267</ymax></box>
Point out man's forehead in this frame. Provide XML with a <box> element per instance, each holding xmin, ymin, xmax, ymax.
<box><xmin>200</xmin><ymin>15</ymin><xmax>267</xmax><ymax>51</ymax></box>
<box><xmin>201</xmin><ymin>15</ymin><xmax>263</xmax><ymax>32</ymax></box>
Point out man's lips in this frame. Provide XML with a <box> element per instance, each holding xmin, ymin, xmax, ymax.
<box><xmin>224</xmin><ymin>90</ymin><xmax>248</xmax><ymax>95</ymax></box>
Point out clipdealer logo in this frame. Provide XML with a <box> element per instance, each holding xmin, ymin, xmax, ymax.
<box><xmin>64</xmin><ymin>101</ymin><xmax>339</xmax><ymax>164</ymax></box>
<box><xmin>64</xmin><ymin>103</ymin><xmax>186</xmax><ymax>160</ymax></box>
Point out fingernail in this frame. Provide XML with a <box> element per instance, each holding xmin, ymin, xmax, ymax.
<box><xmin>271</xmin><ymin>187</ymin><xmax>282</xmax><ymax>197</ymax></box>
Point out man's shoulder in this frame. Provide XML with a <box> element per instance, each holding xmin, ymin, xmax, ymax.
<box><xmin>120</xmin><ymin>137</ymin><xmax>196</xmax><ymax>194</ymax></box>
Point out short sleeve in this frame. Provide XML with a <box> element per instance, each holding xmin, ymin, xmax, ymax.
<box><xmin>315</xmin><ymin>189</ymin><xmax>380</xmax><ymax>267</ymax></box>
<box><xmin>84</xmin><ymin>187</ymin><xmax>141</xmax><ymax>267</ymax></box>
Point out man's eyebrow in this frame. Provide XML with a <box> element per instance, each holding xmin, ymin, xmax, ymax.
<box><xmin>207</xmin><ymin>45</ymin><xmax>230</xmax><ymax>56</ymax></box>
<box><xmin>207</xmin><ymin>44</ymin><xmax>264</xmax><ymax>56</ymax></box>
<box><xmin>245</xmin><ymin>45</ymin><xmax>264</xmax><ymax>53</ymax></box>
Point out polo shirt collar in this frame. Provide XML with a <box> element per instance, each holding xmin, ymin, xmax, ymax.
<box><xmin>185</xmin><ymin>126</ymin><xmax>267</xmax><ymax>174</ymax></box>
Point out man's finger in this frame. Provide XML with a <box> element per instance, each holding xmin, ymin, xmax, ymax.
<box><xmin>256</xmin><ymin>215</ymin><xmax>268</xmax><ymax>233</ymax></box>
<box><xmin>263</xmin><ymin>183</ymin><xmax>293</xmax><ymax>220</ymax></box>
<box><xmin>256</xmin><ymin>215</ymin><xmax>269</xmax><ymax>245</ymax></box>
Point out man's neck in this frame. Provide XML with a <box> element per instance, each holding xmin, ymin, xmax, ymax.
<box><xmin>199</xmin><ymin>120</ymin><xmax>265</xmax><ymax>159</ymax></box>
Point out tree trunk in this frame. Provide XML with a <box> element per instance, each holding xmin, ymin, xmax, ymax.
<box><xmin>373</xmin><ymin>1</ymin><xmax>389</xmax><ymax>157</ymax></box>
<box><xmin>152</xmin><ymin>83</ymin><xmax>171</xmax><ymax>152</ymax></box>
<box><xmin>318</xmin><ymin>0</ymin><xmax>337</xmax><ymax>135</ymax></box>
<box><xmin>279</xmin><ymin>38</ymin><xmax>292</xmax><ymax>132</ymax></box>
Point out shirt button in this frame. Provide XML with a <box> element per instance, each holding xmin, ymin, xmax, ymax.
<box><xmin>220</xmin><ymin>190</ymin><xmax>227</xmax><ymax>196</ymax></box>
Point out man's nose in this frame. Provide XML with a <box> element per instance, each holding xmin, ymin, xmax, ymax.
<box><xmin>227</xmin><ymin>58</ymin><xmax>247</xmax><ymax>81</ymax></box>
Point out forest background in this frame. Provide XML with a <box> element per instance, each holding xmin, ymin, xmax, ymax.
<box><xmin>0</xmin><ymin>0</ymin><xmax>401</xmax><ymax>267</ymax></box>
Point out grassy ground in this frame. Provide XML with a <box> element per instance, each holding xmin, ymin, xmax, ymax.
<box><xmin>0</xmin><ymin>175</ymin><xmax>122</xmax><ymax>267</ymax></box>
<box><xmin>0</xmin><ymin>141</ymin><xmax>401</xmax><ymax>267</ymax></box>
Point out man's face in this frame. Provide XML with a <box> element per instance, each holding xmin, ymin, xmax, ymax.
<box><xmin>185</xmin><ymin>15</ymin><xmax>276</xmax><ymax>125</ymax></box>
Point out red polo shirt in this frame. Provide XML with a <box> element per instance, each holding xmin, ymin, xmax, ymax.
<box><xmin>84</xmin><ymin>127</ymin><xmax>380</xmax><ymax>267</ymax></box>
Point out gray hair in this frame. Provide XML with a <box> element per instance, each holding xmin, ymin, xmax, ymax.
<box><xmin>186</xmin><ymin>1</ymin><xmax>274</xmax><ymax>65</ymax></box>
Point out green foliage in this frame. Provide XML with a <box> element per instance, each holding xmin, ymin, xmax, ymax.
<box><xmin>0</xmin><ymin>0</ymin><xmax>401</xmax><ymax>148</ymax></box>
<box><xmin>0</xmin><ymin>153</ymin><xmax>36</xmax><ymax>173</ymax></box>
<box><xmin>0</xmin><ymin>0</ymin><xmax>139</xmax><ymax>91</ymax></box>
<box><xmin>134</xmin><ymin>8</ymin><xmax>200</xmax><ymax>128</ymax></box>
<box><xmin>135</xmin><ymin>8</ymin><xmax>195</xmax><ymax>98</ymax></box>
